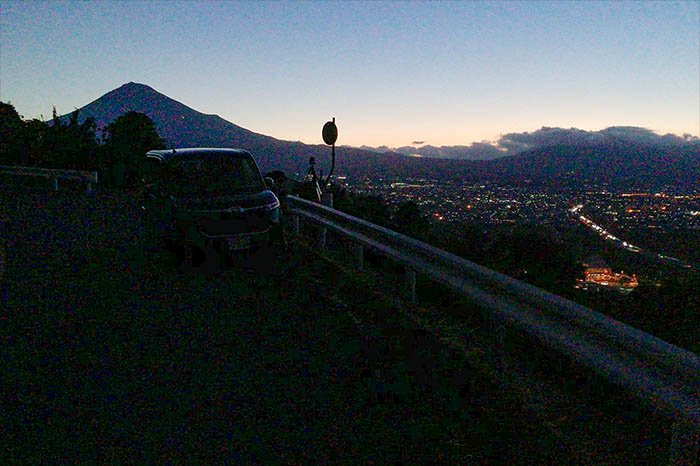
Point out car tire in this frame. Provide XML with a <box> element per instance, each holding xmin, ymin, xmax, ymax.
<box><xmin>247</xmin><ymin>241</ymin><xmax>276</xmax><ymax>274</ymax></box>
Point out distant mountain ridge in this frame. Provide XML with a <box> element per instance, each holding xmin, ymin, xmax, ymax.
<box><xmin>358</xmin><ymin>126</ymin><xmax>699</xmax><ymax>161</ymax></box>
<box><xmin>63</xmin><ymin>82</ymin><xmax>700</xmax><ymax>189</ymax></box>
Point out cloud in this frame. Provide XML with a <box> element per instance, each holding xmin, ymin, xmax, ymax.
<box><xmin>498</xmin><ymin>126</ymin><xmax>692</xmax><ymax>152</ymax></box>
<box><xmin>392</xmin><ymin>142</ymin><xmax>506</xmax><ymax>160</ymax></box>
<box><xmin>356</xmin><ymin>126</ymin><xmax>697</xmax><ymax>160</ymax></box>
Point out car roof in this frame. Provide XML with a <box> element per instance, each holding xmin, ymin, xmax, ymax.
<box><xmin>146</xmin><ymin>148</ymin><xmax>253</xmax><ymax>162</ymax></box>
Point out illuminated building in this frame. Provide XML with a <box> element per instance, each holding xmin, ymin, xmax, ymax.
<box><xmin>575</xmin><ymin>256</ymin><xmax>639</xmax><ymax>293</ymax></box>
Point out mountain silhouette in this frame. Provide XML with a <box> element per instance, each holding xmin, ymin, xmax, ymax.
<box><xmin>77</xmin><ymin>82</ymin><xmax>268</xmax><ymax>148</ymax></box>
<box><xmin>65</xmin><ymin>82</ymin><xmax>402</xmax><ymax>176</ymax></box>
<box><xmin>485</xmin><ymin>140</ymin><xmax>700</xmax><ymax>189</ymax></box>
<box><xmin>65</xmin><ymin>82</ymin><xmax>699</xmax><ymax>188</ymax></box>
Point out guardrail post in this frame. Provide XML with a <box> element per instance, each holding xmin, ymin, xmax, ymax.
<box><xmin>489</xmin><ymin>314</ymin><xmax>507</xmax><ymax>346</ymax></box>
<box><xmin>669</xmin><ymin>418</ymin><xmax>699</xmax><ymax>465</ymax></box>
<box><xmin>318</xmin><ymin>227</ymin><xmax>327</xmax><ymax>250</ymax></box>
<box><xmin>321</xmin><ymin>192</ymin><xmax>333</xmax><ymax>208</ymax></box>
<box><xmin>405</xmin><ymin>268</ymin><xmax>416</xmax><ymax>304</ymax></box>
<box><xmin>318</xmin><ymin>193</ymin><xmax>333</xmax><ymax>250</ymax></box>
<box><xmin>53</xmin><ymin>177</ymin><xmax>59</xmax><ymax>192</ymax></box>
<box><xmin>293</xmin><ymin>215</ymin><xmax>300</xmax><ymax>235</ymax></box>
<box><xmin>355</xmin><ymin>244</ymin><xmax>364</xmax><ymax>271</ymax></box>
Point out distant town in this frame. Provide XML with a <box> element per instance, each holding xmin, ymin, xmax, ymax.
<box><xmin>336</xmin><ymin>177</ymin><xmax>700</xmax><ymax>233</ymax></box>
<box><xmin>333</xmin><ymin>175</ymin><xmax>700</xmax><ymax>291</ymax></box>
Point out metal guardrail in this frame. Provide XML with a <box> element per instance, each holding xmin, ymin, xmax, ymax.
<box><xmin>287</xmin><ymin>194</ymin><xmax>700</xmax><ymax>464</ymax></box>
<box><xmin>0</xmin><ymin>165</ymin><xmax>98</xmax><ymax>193</ymax></box>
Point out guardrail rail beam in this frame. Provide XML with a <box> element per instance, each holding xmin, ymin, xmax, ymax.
<box><xmin>286</xmin><ymin>194</ymin><xmax>700</xmax><ymax>465</ymax></box>
<box><xmin>0</xmin><ymin>164</ymin><xmax>98</xmax><ymax>194</ymax></box>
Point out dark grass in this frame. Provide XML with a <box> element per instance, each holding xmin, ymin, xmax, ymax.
<box><xmin>1</xmin><ymin>184</ymin><xmax>494</xmax><ymax>463</ymax></box>
<box><xmin>309</xmin><ymin>227</ymin><xmax>675</xmax><ymax>464</ymax></box>
<box><xmin>2</xmin><ymin>182</ymin><xmax>677</xmax><ymax>464</ymax></box>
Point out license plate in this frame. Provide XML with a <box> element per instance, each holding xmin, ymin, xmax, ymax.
<box><xmin>227</xmin><ymin>236</ymin><xmax>251</xmax><ymax>251</ymax></box>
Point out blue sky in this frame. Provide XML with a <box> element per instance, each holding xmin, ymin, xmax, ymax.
<box><xmin>1</xmin><ymin>0</ymin><xmax>698</xmax><ymax>147</ymax></box>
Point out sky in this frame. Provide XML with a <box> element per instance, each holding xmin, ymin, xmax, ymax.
<box><xmin>1</xmin><ymin>0</ymin><xmax>698</xmax><ymax>148</ymax></box>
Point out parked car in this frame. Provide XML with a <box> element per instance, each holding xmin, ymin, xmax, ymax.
<box><xmin>142</xmin><ymin>148</ymin><xmax>281</xmax><ymax>269</ymax></box>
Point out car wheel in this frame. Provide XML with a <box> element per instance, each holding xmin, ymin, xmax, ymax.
<box><xmin>163</xmin><ymin>237</ymin><xmax>180</xmax><ymax>252</ymax></box>
<box><xmin>247</xmin><ymin>241</ymin><xmax>276</xmax><ymax>274</ymax></box>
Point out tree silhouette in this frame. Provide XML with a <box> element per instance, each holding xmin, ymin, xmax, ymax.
<box><xmin>391</xmin><ymin>200</ymin><xmax>431</xmax><ymax>241</ymax></box>
<box><xmin>0</xmin><ymin>102</ymin><xmax>27</xmax><ymax>165</ymax></box>
<box><xmin>1</xmin><ymin>104</ymin><xmax>164</xmax><ymax>183</ymax></box>
<box><xmin>102</xmin><ymin>111</ymin><xmax>164</xmax><ymax>186</ymax></box>
<box><xmin>58</xmin><ymin>109</ymin><xmax>99</xmax><ymax>169</ymax></box>
<box><xmin>24</xmin><ymin>119</ymin><xmax>48</xmax><ymax>167</ymax></box>
<box><xmin>482</xmin><ymin>225</ymin><xmax>580</xmax><ymax>293</ymax></box>
<box><xmin>332</xmin><ymin>190</ymin><xmax>391</xmax><ymax>227</ymax></box>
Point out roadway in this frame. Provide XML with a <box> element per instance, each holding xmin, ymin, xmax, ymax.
<box><xmin>569</xmin><ymin>203</ymin><xmax>696</xmax><ymax>270</ymax></box>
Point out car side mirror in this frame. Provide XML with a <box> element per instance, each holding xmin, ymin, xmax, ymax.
<box><xmin>264</xmin><ymin>177</ymin><xmax>276</xmax><ymax>189</ymax></box>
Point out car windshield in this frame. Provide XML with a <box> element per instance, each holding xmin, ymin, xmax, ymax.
<box><xmin>169</xmin><ymin>155</ymin><xmax>264</xmax><ymax>195</ymax></box>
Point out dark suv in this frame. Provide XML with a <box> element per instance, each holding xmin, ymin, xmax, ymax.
<box><xmin>143</xmin><ymin>148</ymin><xmax>281</xmax><ymax>268</ymax></box>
